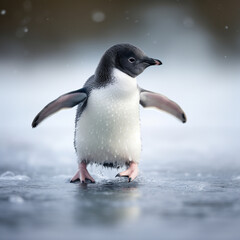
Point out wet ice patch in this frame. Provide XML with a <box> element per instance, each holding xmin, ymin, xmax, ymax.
<box><xmin>0</xmin><ymin>171</ymin><xmax>30</xmax><ymax>181</ymax></box>
<box><xmin>52</xmin><ymin>174</ymin><xmax>71</xmax><ymax>180</ymax></box>
<box><xmin>52</xmin><ymin>175</ymin><xmax>73</xmax><ymax>183</ymax></box>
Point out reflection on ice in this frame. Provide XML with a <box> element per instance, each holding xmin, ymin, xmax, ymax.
<box><xmin>73</xmin><ymin>180</ymin><xmax>140</xmax><ymax>225</ymax></box>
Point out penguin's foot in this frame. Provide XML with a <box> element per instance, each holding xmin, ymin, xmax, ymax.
<box><xmin>70</xmin><ymin>170</ymin><xmax>81</xmax><ymax>183</ymax></box>
<box><xmin>115</xmin><ymin>161</ymin><xmax>138</xmax><ymax>182</ymax></box>
<box><xmin>70</xmin><ymin>162</ymin><xmax>95</xmax><ymax>183</ymax></box>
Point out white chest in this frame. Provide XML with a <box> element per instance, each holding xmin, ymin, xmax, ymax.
<box><xmin>75</xmin><ymin>68</ymin><xmax>141</xmax><ymax>166</ymax></box>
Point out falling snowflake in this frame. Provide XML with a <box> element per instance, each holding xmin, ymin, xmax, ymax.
<box><xmin>1</xmin><ymin>9</ymin><xmax>6</xmax><ymax>15</ymax></box>
<box><xmin>23</xmin><ymin>27</ymin><xmax>29</xmax><ymax>33</ymax></box>
<box><xmin>91</xmin><ymin>11</ymin><xmax>105</xmax><ymax>23</ymax></box>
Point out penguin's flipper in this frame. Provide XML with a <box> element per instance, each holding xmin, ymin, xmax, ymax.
<box><xmin>32</xmin><ymin>89</ymin><xmax>87</xmax><ymax>128</ymax></box>
<box><xmin>140</xmin><ymin>89</ymin><xmax>187</xmax><ymax>123</ymax></box>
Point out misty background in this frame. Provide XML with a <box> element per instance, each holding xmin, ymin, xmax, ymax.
<box><xmin>0</xmin><ymin>1</ymin><xmax>240</xmax><ymax>240</ymax></box>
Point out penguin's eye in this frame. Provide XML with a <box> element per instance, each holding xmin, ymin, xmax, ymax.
<box><xmin>128</xmin><ymin>57</ymin><xmax>136</xmax><ymax>63</ymax></box>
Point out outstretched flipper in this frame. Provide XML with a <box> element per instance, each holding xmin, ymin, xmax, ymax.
<box><xmin>32</xmin><ymin>88</ymin><xmax>87</xmax><ymax>128</ymax></box>
<box><xmin>140</xmin><ymin>88</ymin><xmax>187</xmax><ymax>123</ymax></box>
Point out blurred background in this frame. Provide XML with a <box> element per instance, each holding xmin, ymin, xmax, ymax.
<box><xmin>0</xmin><ymin>1</ymin><xmax>240</xmax><ymax>240</ymax></box>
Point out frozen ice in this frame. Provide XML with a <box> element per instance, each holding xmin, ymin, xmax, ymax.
<box><xmin>0</xmin><ymin>171</ymin><xmax>30</xmax><ymax>181</ymax></box>
<box><xmin>0</xmin><ymin>171</ymin><xmax>15</xmax><ymax>178</ymax></box>
<box><xmin>52</xmin><ymin>174</ymin><xmax>71</xmax><ymax>180</ymax></box>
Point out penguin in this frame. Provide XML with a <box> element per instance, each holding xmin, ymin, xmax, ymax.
<box><xmin>32</xmin><ymin>44</ymin><xmax>186</xmax><ymax>183</ymax></box>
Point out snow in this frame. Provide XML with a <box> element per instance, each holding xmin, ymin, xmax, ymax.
<box><xmin>23</xmin><ymin>27</ymin><xmax>29</xmax><ymax>33</ymax></box>
<box><xmin>91</xmin><ymin>11</ymin><xmax>106</xmax><ymax>23</ymax></box>
<box><xmin>1</xmin><ymin>9</ymin><xmax>6</xmax><ymax>15</ymax></box>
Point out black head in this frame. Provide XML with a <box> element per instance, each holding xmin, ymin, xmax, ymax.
<box><xmin>114</xmin><ymin>44</ymin><xmax>162</xmax><ymax>77</ymax></box>
<box><xmin>96</xmin><ymin>44</ymin><xmax>162</xmax><ymax>80</ymax></box>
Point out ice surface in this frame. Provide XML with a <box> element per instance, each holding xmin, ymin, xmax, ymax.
<box><xmin>0</xmin><ymin>171</ymin><xmax>30</xmax><ymax>181</ymax></box>
<box><xmin>0</xmin><ymin>126</ymin><xmax>240</xmax><ymax>240</ymax></box>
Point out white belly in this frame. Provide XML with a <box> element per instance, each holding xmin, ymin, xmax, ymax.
<box><xmin>75</xmin><ymin>68</ymin><xmax>141</xmax><ymax>167</ymax></box>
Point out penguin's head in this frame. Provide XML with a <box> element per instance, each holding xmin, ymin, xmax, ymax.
<box><xmin>110</xmin><ymin>44</ymin><xmax>162</xmax><ymax>78</ymax></box>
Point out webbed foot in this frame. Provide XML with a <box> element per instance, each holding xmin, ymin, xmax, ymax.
<box><xmin>115</xmin><ymin>161</ymin><xmax>138</xmax><ymax>182</ymax></box>
<box><xmin>70</xmin><ymin>161</ymin><xmax>95</xmax><ymax>183</ymax></box>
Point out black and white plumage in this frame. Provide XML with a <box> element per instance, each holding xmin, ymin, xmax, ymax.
<box><xmin>32</xmin><ymin>44</ymin><xmax>186</xmax><ymax>180</ymax></box>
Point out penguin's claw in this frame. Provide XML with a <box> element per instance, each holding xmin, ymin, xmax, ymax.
<box><xmin>70</xmin><ymin>170</ymin><xmax>81</xmax><ymax>183</ymax></box>
<box><xmin>70</xmin><ymin>162</ymin><xmax>95</xmax><ymax>184</ymax></box>
<box><xmin>82</xmin><ymin>178</ymin><xmax>95</xmax><ymax>184</ymax></box>
<box><xmin>116</xmin><ymin>162</ymin><xmax>138</xmax><ymax>183</ymax></box>
<box><xmin>115</xmin><ymin>174</ymin><xmax>128</xmax><ymax>178</ymax></box>
<box><xmin>70</xmin><ymin>178</ymin><xmax>80</xmax><ymax>183</ymax></box>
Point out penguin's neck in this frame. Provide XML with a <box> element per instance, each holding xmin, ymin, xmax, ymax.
<box><xmin>110</xmin><ymin>68</ymin><xmax>138</xmax><ymax>96</ymax></box>
<box><xmin>95</xmin><ymin>54</ymin><xmax>114</xmax><ymax>85</ymax></box>
<box><xmin>112</xmin><ymin>68</ymin><xmax>136</xmax><ymax>84</ymax></box>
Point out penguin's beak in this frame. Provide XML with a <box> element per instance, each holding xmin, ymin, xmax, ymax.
<box><xmin>153</xmin><ymin>59</ymin><xmax>162</xmax><ymax>65</ymax></box>
<box><xmin>144</xmin><ymin>57</ymin><xmax>162</xmax><ymax>66</ymax></box>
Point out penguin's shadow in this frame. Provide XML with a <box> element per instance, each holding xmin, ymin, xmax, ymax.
<box><xmin>72</xmin><ymin>179</ymin><xmax>140</xmax><ymax>225</ymax></box>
